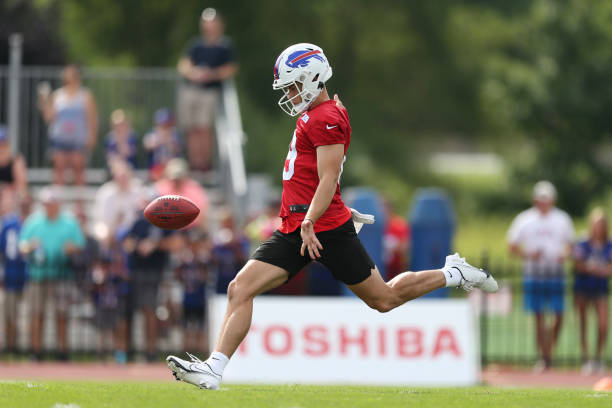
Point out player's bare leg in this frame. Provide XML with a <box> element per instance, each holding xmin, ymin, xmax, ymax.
<box><xmin>348</xmin><ymin>267</ymin><xmax>444</xmax><ymax>312</ymax></box>
<box><xmin>214</xmin><ymin>260</ymin><xmax>288</xmax><ymax>357</ymax></box>
<box><xmin>349</xmin><ymin>253</ymin><xmax>498</xmax><ymax>313</ymax></box>
<box><xmin>167</xmin><ymin>260</ymin><xmax>288</xmax><ymax>389</ymax></box>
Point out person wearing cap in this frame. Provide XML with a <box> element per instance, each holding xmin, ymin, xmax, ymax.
<box><xmin>19</xmin><ymin>186</ymin><xmax>85</xmax><ymax>360</ymax></box>
<box><xmin>507</xmin><ymin>181</ymin><xmax>574</xmax><ymax>372</ymax></box>
<box><xmin>104</xmin><ymin>109</ymin><xmax>138</xmax><ymax>171</ymax></box>
<box><xmin>143</xmin><ymin>108</ymin><xmax>182</xmax><ymax>181</ymax></box>
<box><xmin>93</xmin><ymin>159</ymin><xmax>145</xmax><ymax>243</ymax></box>
<box><xmin>154</xmin><ymin>157</ymin><xmax>209</xmax><ymax>230</ymax></box>
<box><xmin>177</xmin><ymin>7</ymin><xmax>238</xmax><ymax>171</ymax></box>
<box><xmin>0</xmin><ymin>124</ymin><xmax>28</xmax><ymax>197</ymax></box>
<box><xmin>0</xmin><ymin>188</ymin><xmax>31</xmax><ymax>354</ymax></box>
<box><xmin>122</xmin><ymin>193</ymin><xmax>174</xmax><ymax>362</ymax></box>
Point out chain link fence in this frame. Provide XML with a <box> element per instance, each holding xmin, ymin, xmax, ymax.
<box><xmin>0</xmin><ymin>66</ymin><xmax>179</xmax><ymax>171</ymax></box>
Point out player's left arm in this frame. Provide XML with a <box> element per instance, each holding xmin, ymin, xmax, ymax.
<box><xmin>300</xmin><ymin>143</ymin><xmax>345</xmax><ymax>259</ymax></box>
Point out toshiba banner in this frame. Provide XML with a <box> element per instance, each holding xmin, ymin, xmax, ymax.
<box><xmin>209</xmin><ymin>296</ymin><xmax>480</xmax><ymax>385</ymax></box>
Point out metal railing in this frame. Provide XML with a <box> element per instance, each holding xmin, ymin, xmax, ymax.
<box><xmin>0</xmin><ymin>65</ymin><xmax>246</xmax><ymax>211</ymax></box>
<box><xmin>0</xmin><ymin>65</ymin><xmax>180</xmax><ymax>171</ymax></box>
<box><xmin>477</xmin><ymin>255</ymin><xmax>611</xmax><ymax>368</ymax></box>
<box><xmin>1</xmin><ymin>255</ymin><xmax>610</xmax><ymax>366</ymax></box>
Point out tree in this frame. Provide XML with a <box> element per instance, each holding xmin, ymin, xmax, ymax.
<box><xmin>473</xmin><ymin>0</ymin><xmax>612</xmax><ymax>213</ymax></box>
<box><xmin>0</xmin><ymin>0</ymin><xmax>65</xmax><ymax>64</ymax></box>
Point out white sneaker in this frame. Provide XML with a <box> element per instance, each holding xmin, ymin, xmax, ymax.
<box><xmin>444</xmin><ymin>253</ymin><xmax>499</xmax><ymax>293</ymax></box>
<box><xmin>581</xmin><ymin>360</ymin><xmax>595</xmax><ymax>376</ymax></box>
<box><xmin>166</xmin><ymin>353</ymin><xmax>221</xmax><ymax>390</ymax></box>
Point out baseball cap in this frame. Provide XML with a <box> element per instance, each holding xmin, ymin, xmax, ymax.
<box><xmin>165</xmin><ymin>158</ymin><xmax>189</xmax><ymax>180</ymax></box>
<box><xmin>533</xmin><ymin>180</ymin><xmax>557</xmax><ymax>202</ymax></box>
<box><xmin>39</xmin><ymin>186</ymin><xmax>60</xmax><ymax>204</ymax></box>
<box><xmin>0</xmin><ymin>125</ymin><xmax>7</xmax><ymax>142</ymax></box>
<box><xmin>110</xmin><ymin>109</ymin><xmax>127</xmax><ymax>125</ymax></box>
<box><xmin>201</xmin><ymin>7</ymin><xmax>217</xmax><ymax>21</ymax></box>
<box><xmin>154</xmin><ymin>108</ymin><xmax>173</xmax><ymax>126</ymax></box>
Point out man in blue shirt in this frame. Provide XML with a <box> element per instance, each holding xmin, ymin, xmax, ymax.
<box><xmin>0</xmin><ymin>189</ymin><xmax>30</xmax><ymax>353</ymax></box>
<box><xmin>177</xmin><ymin>7</ymin><xmax>238</xmax><ymax>171</ymax></box>
<box><xmin>123</xmin><ymin>211</ymin><xmax>172</xmax><ymax>362</ymax></box>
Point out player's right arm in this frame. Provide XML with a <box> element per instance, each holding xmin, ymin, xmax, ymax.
<box><xmin>300</xmin><ymin>143</ymin><xmax>345</xmax><ymax>259</ymax></box>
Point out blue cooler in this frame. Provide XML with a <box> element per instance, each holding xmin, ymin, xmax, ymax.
<box><xmin>409</xmin><ymin>188</ymin><xmax>456</xmax><ymax>298</ymax></box>
<box><xmin>342</xmin><ymin>187</ymin><xmax>386</xmax><ymax>296</ymax></box>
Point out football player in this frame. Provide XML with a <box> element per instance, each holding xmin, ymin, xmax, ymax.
<box><xmin>167</xmin><ymin>43</ymin><xmax>498</xmax><ymax>390</ymax></box>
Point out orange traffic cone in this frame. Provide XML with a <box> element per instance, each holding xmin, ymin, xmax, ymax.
<box><xmin>593</xmin><ymin>377</ymin><xmax>612</xmax><ymax>391</ymax></box>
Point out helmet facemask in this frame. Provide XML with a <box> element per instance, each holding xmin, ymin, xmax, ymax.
<box><xmin>276</xmin><ymin>76</ymin><xmax>323</xmax><ymax>116</ymax></box>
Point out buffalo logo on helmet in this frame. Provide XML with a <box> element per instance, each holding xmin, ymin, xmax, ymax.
<box><xmin>273</xmin><ymin>49</ymin><xmax>325</xmax><ymax>79</ymax></box>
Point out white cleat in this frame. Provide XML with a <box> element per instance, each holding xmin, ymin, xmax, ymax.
<box><xmin>444</xmin><ymin>253</ymin><xmax>498</xmax><ymax>293</ymax></box>
<box><xmin>166</xmin><ymin>353</ymin><xmax>221</xmax><ymax>390</ymax></box>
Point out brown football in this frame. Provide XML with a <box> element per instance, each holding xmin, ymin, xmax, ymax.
<box><xmin>144</xmin><ymin>195</ymin><xmax>200</xmax><ymax>230</ymax></box>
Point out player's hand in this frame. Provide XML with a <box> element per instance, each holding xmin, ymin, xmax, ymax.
<box><xmin>334</xmin><ymin>94</ymin><xmax>345</xmax><ymax>109</ymax></box>
<box><xmin>300</xmin><ymin>219</ymin><xmax>323</xmax><ymax>259</ymax></box>
<box><xmin>64</xmin><ymin>242</ymin><xmax>79</xmax><ymax>255</ymax></box>
<box><xmin>192</xmin><ymin>67</ymin><xmax>214</xmax><ymax>83</ymax></box>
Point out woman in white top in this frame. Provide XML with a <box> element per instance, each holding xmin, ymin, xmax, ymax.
<box><xmin>38</xmin><ymin>64</ymin><xmax>98</xmax><ymax>186</ymax></box>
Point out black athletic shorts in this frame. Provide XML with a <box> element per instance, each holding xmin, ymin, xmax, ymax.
<box><xmin>251</xmin><ymin>219</ymin><xmax>374</xmax><ymax>285</ymax></box>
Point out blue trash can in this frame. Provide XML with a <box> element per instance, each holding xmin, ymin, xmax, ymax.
<box><xmin>342</xmin><ymin>187</ymin><xmax>386</xmax><ymax>296</ymax></box>
<box><xmin>409</xmin><ymin>188</ymin><xmax>456</xmax><ymax>298</ymax></box>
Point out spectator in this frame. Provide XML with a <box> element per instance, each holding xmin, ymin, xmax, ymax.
<box><xmin>0</xmin><ymin>188</ymin><xmax>31</xmax><ymax>353</ymax></box>
<box><xmin>211</xmin><ymin>207</ymin><xmax>249</xmax><ymax>294</ymax></box>
<box><xmin>177</xmin><ymin>7</ymin><xmax>238</xmax><ymax>171</ymax></box>
<box><xmin>383</xmin><ymin>201</ymin><xmax>410</xmax><ymax>281</ymax></box>
<box><xmin>93</xmin><ymin>159</ymin><xmax>145</xmax><ymax>243</ymax></box>
<box><xmin>0</xmin><ymin>125</ymin><xmax>28</xmax><ymax>197</ymax></box>
<box><xmin>175</xmin><ymin>232</ymin><xmax>210</xmax><ymax>353</ymax></box>
<box><xmin>90</xmin><ymin>251</ymin><xmax>129</xmax><ymax>364</ymax></box>
<box><xmin>573</xmin><ymin>207</ymin><xmax>612</xmax><ymax>374</ymax></box>
<box><xmin>122</xmin><ymin>202</ymin><xmax>172</xmax><ymax>362</ymax></box>
<box><xmin>38</xmin><ymin>64</ymin><xmax>99</xmax><ymax>186</ymax></box>
<box><xmin>69</xmin><ymin>202</ymin><xmax>101</xmax><ymax>297</ymax></box>
<box><xmin>19</xmin><ymin>187</ymin><xmax>85</xmax><ymax>360</ymax></box>
<box><xmin>245</xmin><ymin>199</ymin><xmax>281</xmax><ymax>246</ymax></box>
<box><xmin>155</xmin><ymin>158</ymin><xmax>209</xmax><ymax>230</ymax></box>
<box><xmin>507</xmin><ymin>181</ymin><xmax>574</xmax><ymax>372</ymax></box>
<box><xmin>105</xmin><ymin>109</ymin><xmax>138</xmax><ymax>171</ymax></box>
<box><xmin>143</xmin><ymin>109</ymin><xmax>182</xmax><ymax>181</ymax></box>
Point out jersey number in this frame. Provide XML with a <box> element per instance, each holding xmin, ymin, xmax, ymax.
<box><xmin>282</xmin><ymin>131</ymin><xmax>346</xmax><ymax>183</ymax></box>
<box><xmin>283</xmin><ymin>131</ymin><xmax>298</xmax><ymax>181</ymax></box>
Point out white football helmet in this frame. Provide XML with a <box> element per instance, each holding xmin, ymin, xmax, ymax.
<box><xmin>272</xmin><ymin>43</ymin><xmax>333</xmax><ymax>116</ymax></box>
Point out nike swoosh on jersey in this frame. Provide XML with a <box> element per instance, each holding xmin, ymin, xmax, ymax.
<box><xmin>326</xmin><ymin>124</ymin><xmax>338</xmax><ymax>129</ymax></box>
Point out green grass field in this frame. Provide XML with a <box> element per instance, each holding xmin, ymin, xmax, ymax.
<box><xmin>1</xmin><ymin>381</ymin><xmax>610</xmax><ymax>408</ymax></box>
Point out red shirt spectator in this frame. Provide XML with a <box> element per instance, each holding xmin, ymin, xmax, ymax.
<box><xmin>155</xmin><ymin>158</ymin><xmax>209</xmax><ymax>230</ymax></box>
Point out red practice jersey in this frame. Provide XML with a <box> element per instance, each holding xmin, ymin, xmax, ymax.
<box><xmin>278</xmin><ymin>99</ymin><xmax>352</xmax><ymax>233</ymax></box>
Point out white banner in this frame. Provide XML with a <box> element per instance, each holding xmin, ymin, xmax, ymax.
<box><xmin>209</xmin><ymin>296</ymin><xmax>479</xmax><ymax>386</ymax></box>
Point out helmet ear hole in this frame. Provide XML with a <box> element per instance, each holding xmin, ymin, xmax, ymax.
<box><xmin>312</xmin><ymin>74</ymin><xmax>319</xmax><ymax>82</ymax></box>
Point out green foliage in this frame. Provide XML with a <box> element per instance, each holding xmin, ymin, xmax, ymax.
<box><xmin>471</xmin><ymin>0</ymin><xmax>612</xmax><ymax>214</ymax></box>
<box><xmin>0</xmin><ymin>0</ymin><xmax>65</xmax><ymax>64</ymax></box>
<box><xmin>25</xmin><ymin>0</ymin><xmax>612</xmax><ymax>216</ymax></box>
